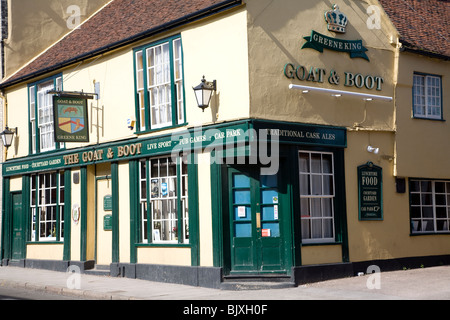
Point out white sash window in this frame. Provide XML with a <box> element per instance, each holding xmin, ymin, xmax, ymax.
<box><xmin>299</xmin><ymin>151</ymin><xmax>336</xmax><ymax>243</ymax></box>
<box><xmin>134</xmin><ymin>36</ymin><xmax>185</xmax><ymax>131</ymax></box>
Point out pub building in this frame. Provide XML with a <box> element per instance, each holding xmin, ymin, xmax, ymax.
<box><xmin>0</xmin><ymin>0</ymin><xmax>449</xmax><ymax>288</ymax></box>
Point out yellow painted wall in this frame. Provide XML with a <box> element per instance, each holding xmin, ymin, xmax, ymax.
<box><xmin>118</xmin><ymin>161</ymin><xmax>130</xmax><ymax>263</ymax></box>
<box><xmin>3</xmin><ymin>7</ymin><xmax>250</xmax><ymax>159</ymax></box>
<box><xmin>9</xmin><ymin>177</ymin><xmax>21</xmax><ymax>191</ymax></box>
<box><xmin>345</xmin><ymin>131</ymin><xmax>401</xmax><ymax>261</ymax></box>
<box><xmin>61</xmin><ymin>50</ymin><xmax>136</xmax><ymax>148</ymax></box>
<box><xmin>243</xmin><ymin>0</ymin><xmax>450</xmax><ymax>265</ymax></box>
<box><xmin>26</xmin><ymin>244</ymin><xmax>64</xmax><ymax>260</ymax></box>
<box><xmin>2</xmin><ymin>0</ymin><xmax>449</xmax><ymax>270</ymax></box>
<box><xmin>197</xmin><ymin>152</ymin><xmax>213</xmax><ymax>267</ymax></box>
<box><xmin>70</xmin><ymin>169</ymin><xmax>81</xmax><ymax>261</ymax></box>
<box><xmin>301</xmin><ymin>245</ymin><xmax>342</xmax><ymax>266</ymax></box>
<box><xmin>137</xmin><ymin>247</ymin><xmax>191</xmax><ymax>266</ymax></box>
<box><xmin>86</xmin><ymin>165</ymin><xmax>96</xmax><ymax>261</ymax></box>
<box><xmin>246</xmin><ymin>0</ymin><xmax>397</xmax><ymax>129</ymax></box>
<box><xmin>394</xmin><ymin>52</ymin><xmax>450</xmax><ymax>178</ymax></box>
<box><xmin>181</xmin><ymin>8</ymin><xmax>250</xmax><ymax>126</ymax></box>
<box><xmin>345</xmin><ymin>130</ymin><xmax>450</xmax><ymax>262</ymax></box>
<box><xmin>3</xmin><ymin>84</ymin><xmax>29</xmax><ymax>160</ymax></box>
<box><xmin>96</xmin><ymin>175</ymin><xmax>112</xmax><ymax>265</ymax></box>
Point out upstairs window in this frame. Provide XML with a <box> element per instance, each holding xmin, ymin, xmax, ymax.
<box><xmin>28</xmin><ymin>75</ymin><xmax>63</xmax><ymax>154</ymax></box>
<box><xmin>413</xmin><ymin>73</ymin><xmax>442</xmax><ymax>120</ymax></box>
<box><xmin>134</xmin><ymin>36</ymin><xmax>185</xmax><ymax>132</ymax></box>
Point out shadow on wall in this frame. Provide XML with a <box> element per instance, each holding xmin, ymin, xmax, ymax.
<box><xmin>4</xmin><ymin>0</ymin><xmax>110</xmax><ymax>77</ymax></box>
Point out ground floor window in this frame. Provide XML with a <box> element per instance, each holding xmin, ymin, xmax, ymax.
<box><xmin>299</xmin><ymin>150</ymin><xmax>335</xmax><ymax>243</ymax></box>
<box><xmin>30</xmin><ymin>171</ymin><xmax>65</xmax><ymax>241</ymax></box>
<box><xmin>410</xmin><ymin>179</ymin><xmax>450</xmax><ymax>233</ymax></box>
<box><xmin>139</xmin><ymin>155</ymin><xmax>188</xmax><ymax>243</ymax></box>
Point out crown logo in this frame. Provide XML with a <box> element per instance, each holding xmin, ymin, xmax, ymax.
<box><xmin>324</xmin><ymin>4</ymin><xmax>348</xmax><ymax>33</ymax></box>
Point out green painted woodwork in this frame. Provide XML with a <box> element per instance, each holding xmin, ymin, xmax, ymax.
<box><xmin>11</xmin><ymin>192</ymin><xmax>24</xmax><ymax>260</ymax></box>
<box><xmin>63</xmin><ymin>170</ymin><xmax>72</xmax><ymax>261</ymax></box>
<box><xmin>225</xmin><ymin>165</ymin><xmax>290</xmax><ymax>274</ymax></box>
<box><xmin>111</xmin><ymin>162</ymin><xmax>119</xmax><ymax>263</ymax></box>
<box><xmin>80</xmin><ymin>167</ymin><xmax>87</xmax><ymax>261</ymax></box>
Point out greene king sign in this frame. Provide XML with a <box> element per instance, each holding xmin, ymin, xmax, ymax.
<box><xmin>302</xmin><ymin>30</ymin><xmax>369</xmax><ymax>61</ymax></box>
<box><xmin>53</xmin><ymin>96</ymin><xmax>89</xmax><ymax>142</ymax></box>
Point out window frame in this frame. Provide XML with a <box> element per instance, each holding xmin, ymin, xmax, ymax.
<box><xmin>133</xmin><ymin>35</ymin><xmax>186</xmax><ymax>133</ymax></box>
<box><xmin>28</xmin><ymin>74</ymin><xmax>65</xmax><ymax>154</ymax></box>
<box><xmin>298</xmin><ymin>150</ymin><xmax>336</xmax><ymax>244</ymax></box>
<box><xmin>409</xmin><ymin>178</ymin><xmax>450</xmax><ymax>235</ymax></box>
<box><xmin>30</xmin><ymin>171</ymin><xmax>66</xmax><ymax>242</ymax></box>
<box><xmin>138</xmin><ymin>155</ymin><xmax>189</xmax><ymax>245</ymax></box>
<box><xmin>412</xmin><ymin>72</ymin><xmax>443</xmax><ymax>120</ymax></box>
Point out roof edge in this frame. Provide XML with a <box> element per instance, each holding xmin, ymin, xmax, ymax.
<box><xmin>400</xmin><ymin>42</ymin><xmax>450</xmax><ymax>61</ymax></box>
<box><xmin>0</xmin><ymin>0</ymin><xmax>243</xmax><ymax>90</ymax></box>
<box><xmin>0</xmin><ymin>0</ymin><xmax>116</xmax><ymax>88</ymax></box>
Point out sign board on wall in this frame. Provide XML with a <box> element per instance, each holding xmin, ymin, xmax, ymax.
<box><xmin>302</xmin><ymin>30</ymin><xmax>369</xmax><ymax>61</ymax></box>
<box><xmin>103</xmin><ymin>214</ymin><xmax>112</xmax><ymax>231</ymax></box>
<box><xmin>358</xmin><ymin>162</ymin><xmax>383</xmax><ymax>220</ymax></box>
<box><xmin>103</xmin><ymin>195</ymin><xmax>112</xmax><ymax>211</ymax></box>
<box><xmin>53</xmin><ymin>96</ymin><xmax>89</xmax><ymax>142</ymax></box>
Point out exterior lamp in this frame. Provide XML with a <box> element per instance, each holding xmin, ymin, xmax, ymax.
<box><xmin>0</xmin><ymin>126</ymin><xmax>17</xmax><ymax>148</ymax></box>
<box><xmin>289</xmin><ymin>84</ymin><xmax>393</xmax><ymax>102</ymax></box>
<box><xmin>193</xmin><ymin>76</ymin><xmax>216</xmax><ymax>112</ymax></box>
<box><xmin>367</xmin><ymin>145</ymin><xmax>379</xmax><ymax>154</ymax></box>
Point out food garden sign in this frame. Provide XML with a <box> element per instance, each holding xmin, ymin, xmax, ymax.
<box><xmin>358</xmin><ymin>162</ymin><xmax>383</xmax><ymax>220</ymax></box>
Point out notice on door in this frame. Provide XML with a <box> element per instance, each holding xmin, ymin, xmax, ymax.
<box><xmin>238</xmin><ymin>206</ymin><xmax>246</xmax><ymax>218</ymax></box>
<box><xmin>358</xmin><ymin>162</ymin><xmax>383</xmax><ymax>220</ymax></box>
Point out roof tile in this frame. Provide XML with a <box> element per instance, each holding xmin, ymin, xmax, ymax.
<box><xmin>379</xmin><ymin>0</ymin><xmax>450</xmax><ymax>57</ymax></box>
<box><xmin>1</xmin><ymin>0</ymin><xmax>239</xmax><ymax>87</ymax></box>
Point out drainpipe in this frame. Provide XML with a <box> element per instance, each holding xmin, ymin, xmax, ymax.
<box><xmin>0</xmin><ymin>90</ymin><xmax>7</xmax><ymax>161</ymax></box>
<box><xmin>392</xmin><ymin>37</ymin><xmax>402</xmax><ymax>177</ymax></box>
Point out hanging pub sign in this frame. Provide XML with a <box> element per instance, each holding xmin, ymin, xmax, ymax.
<box><xmin>53</xmin><ymin>95</ymin><xmax>90</xmax><ymax>142</ymax></box>
<box><xmin>358</xmin><ymin>162</ymin><xmax>383</xmax><ymax>220</ymax></box>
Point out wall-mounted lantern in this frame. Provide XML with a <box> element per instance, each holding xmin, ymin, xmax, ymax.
<box><xmin>0</xmin><ymin>126</ymin><xmax>17</xmax><ymax>148</ymax></box>
<box><xmin>193</xmin><ymin>76</ymin><xmax>216</xmax><ymax>112</ymax></box>
<box><xmin>367</xmin><ymin>145</ymin><xmax>379</xmax><ymax>154</ymax></box>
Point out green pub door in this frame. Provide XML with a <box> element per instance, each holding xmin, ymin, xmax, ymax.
<box><xmin>225</xmin><ymin>165</ymin><xmax>291</xmax><ymax>275</ymax></box>
<box><xmin>11</xmin><ymin>192</ymin><xmax>25</xmax><ymax>261</ymax></box>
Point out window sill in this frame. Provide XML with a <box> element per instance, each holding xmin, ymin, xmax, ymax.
<box><xmin>410</xmin><ymin>232</ymin><xmax>450</xmax><ymax>236</ymax></box>
<box><xmin>301</xmin><ymin>241</ymin><xmax>342</xmax><ymax>246</ymax></box>
<box><xmin>412</xmin><ymin>116</ymin><xmax>445</xmax><ymax>122</ymax></box>
<box><xmin>26</xmin><ymin>241</ymin><xmax>64</xmax><ymax>244</ymax></box>
<box><xmin>135</xmin><ymin>122</ymin><xmax>188</xmax><ymax>135</ymax></box>
<box><xmin>135</xmin><ymin>242</ymin><xmax>190</xmax><ymax>248</ymax></box>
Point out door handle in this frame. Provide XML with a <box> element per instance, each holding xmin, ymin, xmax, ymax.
<box><xmin>256</xmin><ymin>212</ymin><xmax>261</xmax><ymax>229</ymax></box>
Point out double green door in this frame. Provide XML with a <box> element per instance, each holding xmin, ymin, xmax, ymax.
<box><xmin>226</xmin><ymin>165</ymin><xmax>290</xmax><ymax>274</ymax></box>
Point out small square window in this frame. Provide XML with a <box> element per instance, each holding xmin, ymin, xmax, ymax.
<box><xmin>413</xmin><ymin>73</ymin><xmax>442</xmax><ymax>120</ymax></box>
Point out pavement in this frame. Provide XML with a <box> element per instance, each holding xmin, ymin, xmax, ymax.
<box><xmin>0</xmin><ymin>265</ymin><xmax>450</xmax><ymax>300</ymax></box>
